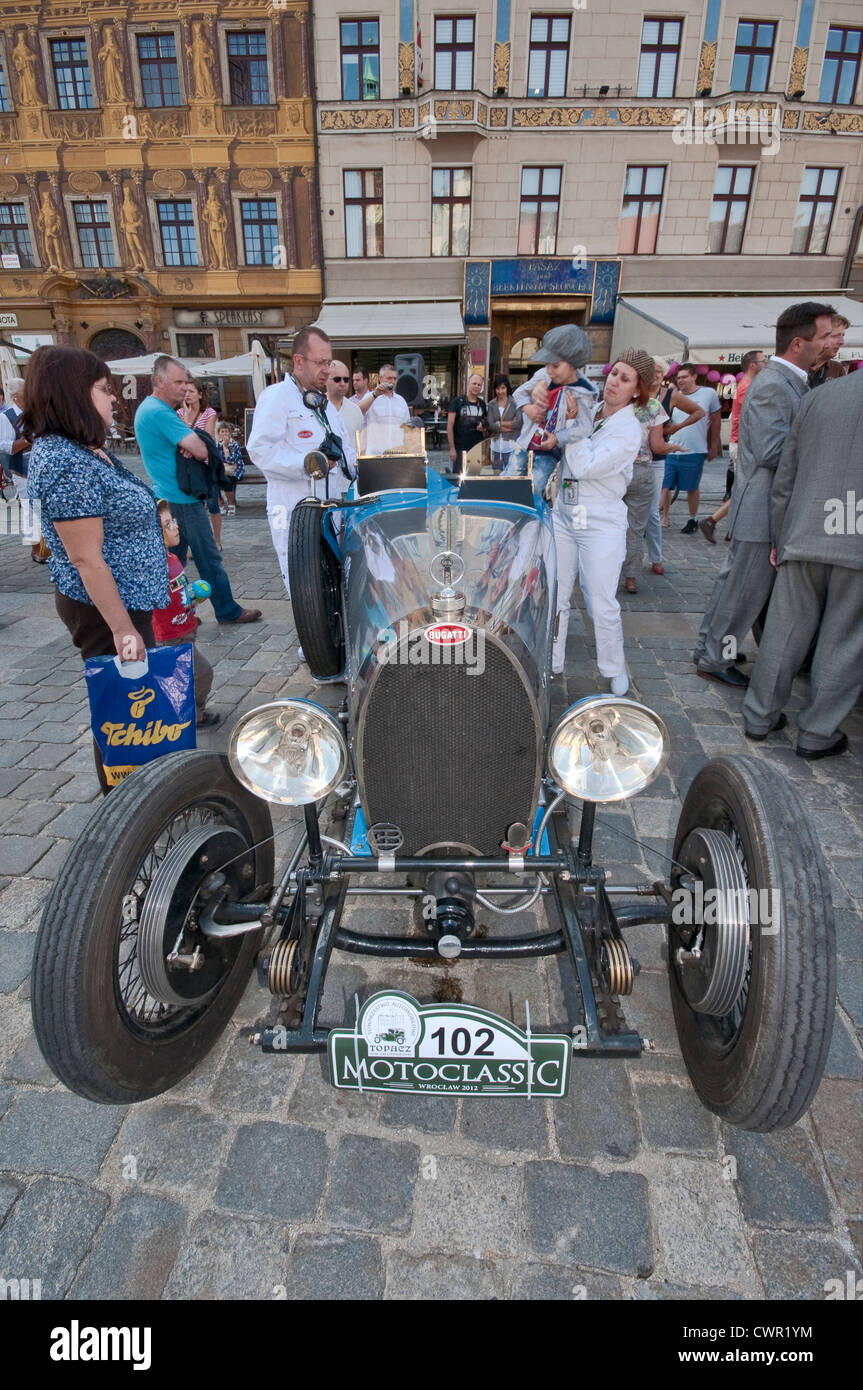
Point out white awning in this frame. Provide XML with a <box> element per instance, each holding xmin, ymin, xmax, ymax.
<box><xmin>613</xmin><ymin>294</ymin><xmax>862</xmax><ymax>365</ymax></box>
<box><xmin>313</xmin><ymin>297</ymin><xmax>467</xmax><ymax>349</ymax></box>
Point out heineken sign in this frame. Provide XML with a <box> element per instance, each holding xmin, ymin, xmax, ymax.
<box><xmin>328</xmin><ymin>992</ymin><xmax>572</xmax><ymax>1098</ymax></box>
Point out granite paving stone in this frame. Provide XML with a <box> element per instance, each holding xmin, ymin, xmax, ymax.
<box><xmin>215</xmin><ymin>1121</ymin><xmax>327</xmax><ymax>1222</ymax></box>
<box><xmin>164</xmin><ymin>1212</ymin><xmax>290</xmax><ymax>1300</ymax></box>
<box><xmin>379</xmin><ymin>1091</ymin><xmax>458</xmax><ymax>1134</ymax></box>
<box><xmin>723</xmin><ymin>1126</ymin><xmax>832</xmax><ymax>1229</ymax></box>
<box><xmin>0</xmin><ymin>1177</ymin><xmax>110</xmax><ymax>1299</ymax></box>
<box><xmin>0</xmin><ymin>1175</ymin><xmax>22</xmax><ymax>1223</ymax></box>
<box><xmin>525</xmin><ymin>1163</ymin><xmax>653</xmax><ymax>1275</ymax></box>
<box><xmin>0</xmin><ymin>835</ymin><xmax>55</xmax><ymax>875</ymax></box>
<box><xmin>554</xmin><ymin>1058</ymin><xmax>640</xmax><ymax>1161</ymax></box>
<box><xmin>285</xmin><ymin>1233</ymin><xmax>384</xmax><ymax>1300</ymax></box>
<box><xmin>0</xmin><ymin>931</ymin><xmax>34</xmax><ymax>993</ymax></box>
<box><xmin>460</xmin><ymin>1096</ymin><xmax>550</xmax><ymax>1154</ymax></box>
<box><xmin>752</xmin><ymin>1231</ymin><xmax>862</xmax><ymax>1301</ymax></box>
<box><xmin>115</xmin><ymin>1103</ymin><xmax>228</xmax><ymax>1192</ymax></box>
<box><xmin>809</xmin><ymin>1079</ymin><xmax>863</xmax><ymax>1211</ymax></box>
<box><xmin>0</xmin><ymin>1091</ymin><xmax>123</xmax><ymax>1177</ymax></box>
<box><xmin>632</xmin><ymin>1076</ymin><xmax>717</xmax><ymax>1151</ymax></box>
<box><xmin>324</xmin><ymin>1134</ymin><xmax>420</xmax><ymax>1234</ymax></box>
<box><xmin>384</xmin><ymin>1251</ymin><xmax>504</xmax><ymax>1300</ymax></box>
<box><xmin>70</xmin><ymin>1192</ymin><xmax>188</xmax><ymax>1300</ymax></box>
<box><xmin>649</xmin><ymin>1155</ymin><xmax>761</xmax><ymax>1293</ymax></box>
<box><xmin>412</xmin><ymin>1155</ymin><xmax>521</xmax><ymax>1256</ymax></box>
<box><xmin>509</xmin><ymin>1262</ymin><xmax>623</xmax><ymax>1300</ymax></box>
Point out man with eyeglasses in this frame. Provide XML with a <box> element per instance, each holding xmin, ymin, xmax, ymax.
<box><xmin>327</xmin><ymin>359</ymin><xmax>364</xmax><ymax>458</ymax></box>
<box><xmin>247</xmin><ymin>325</ymin><xmax>351</xmax><ymax>598</ymax></box>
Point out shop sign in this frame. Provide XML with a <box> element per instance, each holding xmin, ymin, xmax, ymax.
<box><xmin>0</xmin><ymin>310</ymin><xmax>19</xmax><ymax>327</ymax></box>
<box><xmin>174</xmin><ymin>308</ymin><xmax>285</xmax><ymax>329</ymax></box>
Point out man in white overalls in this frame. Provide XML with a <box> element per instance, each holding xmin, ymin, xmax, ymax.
<box><xmin>247</xmin><ymin>325</ymin><xmax>354</xmax><ymax>596</ymax></box>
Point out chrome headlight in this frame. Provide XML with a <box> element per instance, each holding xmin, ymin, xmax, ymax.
<box><xmin>228</xmin><ymin>700</ymin><xmax>348</xmax><ymax>806</ymax></box>
<box><xmin>548</xmin><ymin>697</ymin><xmax>668</xmax><ymax>803</ymax></box>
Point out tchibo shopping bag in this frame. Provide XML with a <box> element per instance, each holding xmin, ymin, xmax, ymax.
<box><xmin>84</xmin><ymin>646</ymin><xmax>197</xmax><ymax>787</ymax></box>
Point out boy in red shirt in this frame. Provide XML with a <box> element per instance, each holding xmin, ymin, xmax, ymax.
<box><xmin>154</xmin><ymin>500</ymin><xmax>219</xmax><ymax>727</ymax></box>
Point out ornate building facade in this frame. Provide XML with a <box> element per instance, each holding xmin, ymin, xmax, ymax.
<box><xmin>313</xmin><ymin>0</ymin><xmax>862</xmax><ymax>388</ymax></box>
<box><xmin>0</xmin><ymin>0</ymin><xmax>321</xmax><ymax>411</ymax></box>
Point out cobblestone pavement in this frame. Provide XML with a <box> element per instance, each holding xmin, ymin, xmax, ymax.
<box><xmin>0</xmin><ymin>458</ymin><xmax>860</xmax><ymax>1302</ymax></box>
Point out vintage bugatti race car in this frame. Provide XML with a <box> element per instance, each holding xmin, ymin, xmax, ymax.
<box><xmin>31</xmin><ymin>435</ymin><xmax>835</xmax><ymax>1129</ymax></box>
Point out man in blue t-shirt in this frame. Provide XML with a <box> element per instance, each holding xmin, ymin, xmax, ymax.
<box><xmin>659</xmin><ymin>364</ymin><xmax>721</xmax><ymax>534</ymax></box>
<box><xmin>135</xmin><ymin>357</ymin><xmax>261</xmax><ymax>624</ymax></box>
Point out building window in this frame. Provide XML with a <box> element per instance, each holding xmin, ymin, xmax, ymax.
<box><xmin>708</xmin><ymin>166</ymin><xmax>754</xmax><ymax>253</ymax></box>
<box><xmin>176</xmin><ymin>332</ymin><xmax>216</xmax><ymax>358</ymax></box>
<box><xmin>527</xmin><ymin>15</ymin><xmax>570</xmax><ymax>97</ymax></box>
<box><xmin>0</xmin><ymin>53</ymin><xmax>10</xmax><ymax>112</ymax></box>
<box><xmin>431</xmin><ymin>168</ymin><xmax>471</xmax><ymax>256</ymax></box>
<box><xmin>0</xmin><ymin>204</ymin><xmax>35</xmax><ymax>266</ymax></box>
<box><xmin>730</xmin><ymin>20</ymin><xmax>776</xmax><ymax>92</ymax></box>
<box><xmin>792</xmin><ymin>167</ymin><xmax>840</xmax><ymax>254</ymax></box>
<box><xmin>340</xmin><ymin>19</ymin><xmax>380</xmax><ymax>100</ymax></box>
<box><xmin>240</xmin><ymin>199</ymin><xmax>279</xmax><ymax>266</ymax></box>
<box><xmin>73</xmin><ymin>201</ymin><xmax>115</xmax><ymax>267</ymax></box>
<box><xmin>517</xmin><ymin>167</ymin><xmax>561</xmax><ymax>254</ymax></box>
<box><xmin>344</xmin><ymin>170</ymin><xmax>383</xmax><ymax>257</ymax></box>
<box><xmin>434</xmin><ymin>17</ymin><xmax>475</xmax><ymax>91</ymax></box>
<box><xmin>227</xmin><ymin>31</ymin><xmax>270</xmax><ymax>105</ymax></box>
<box><xmin>618</xmin><ymin>165</ymin><xmax>665</xmax><ymax>254</ymax></box>
<box><xmin>157</xmin><ymin>200</ymin><xmax>198</xmax><ymax>266</ymax></box>
<box><xmin>637</xmin><ymin>18</ymin><xmax>681</xmax><ymax>98</ymax></box>
<box><xmin>137</xmin><ymin>34</ymin><xmax>182</xmax><ymax>107</ymax></box>
<box><xmin>51</xmin><ymin>37</ymin><xmax>95</xmax><ymax>109</ymax></box>
<box><xmin>819</xmin><ymin>27</ymin><xmax>862</xmax><ymax>105</ymax></box>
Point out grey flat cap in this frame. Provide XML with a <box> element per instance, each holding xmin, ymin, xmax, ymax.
<box><xmin>532</xmin><ymin>324</ymin><xmax>591</xmax><ymax>369</ymax></box>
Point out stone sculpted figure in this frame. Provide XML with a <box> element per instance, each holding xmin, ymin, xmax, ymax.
<box><xmin>120</xmin><ymin>185</ymin><xmax>147</xmax><ymax>268</ymax></box>
<box><xmin>12</xmin><ymin>32</ymin><xmax>41</xmax><ymax>106</ymax></box>
<box><xmin>187</xmin><ymin>21</ymin><xmax>216</xmax><ymax>100</ymax></box>
<box><xmin>202</xmin><ymin>184</ymin><xmax>229</xmax><ymax>269</ymax></box>
<box><xmin>97</xmin><ymin>27</ymin><xmax>126</xmax><ymax>103</ymax></box>
<box><xmin>37</xmin><ymin>190</ymin><xmax>64</xmax><ymax>270</ymax></box>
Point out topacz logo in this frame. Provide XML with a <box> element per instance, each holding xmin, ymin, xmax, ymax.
<box><xmin>424</xmin><ymin>622</ymin><xmax>471</xmax><ymax>645</ymax></box>
<box><xmin>50</xmin><ymin>1321</ymin><xmax>151</xmax><ymax>1370</ymax></box>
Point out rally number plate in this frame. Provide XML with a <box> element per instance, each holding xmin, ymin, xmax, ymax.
<box><xmin>328</xmin><ymin>991</ymin><xmax>572</xmax><ymax>1098</ymax></box>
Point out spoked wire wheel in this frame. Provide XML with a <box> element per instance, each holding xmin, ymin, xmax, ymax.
<box><xmin>31</xmin><ymin>752</ymin><xmax>274</xmax><ymax>1104</ymax></box>
<box><xmin>667</xmin><ymin>756</ymin><xmax>835</xmax><ymax>1131</ymax></box>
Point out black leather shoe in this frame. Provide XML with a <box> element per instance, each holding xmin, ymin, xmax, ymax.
<box><xmin>681</xmin><ymin>519</ymin><xmax>699</xmax><ymax>534</ymax></box>
<box><xmin>697</xmin><ymin>666</ymin><xmax>750</xmax><ymax>687</ymax></box>
<box><xmin>796</xmin><ymin>733</ymin><xmax>849</xmax><ymax>760</ymax></box>
<box><xmin>744</xmin><ymin>713</ymin><xmax>787</xmax><ymax>740</ymax></box>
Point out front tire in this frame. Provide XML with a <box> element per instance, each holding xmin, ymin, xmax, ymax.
<box><xmin>31</xmin><ymin>752</ymin><xmax>274</xmax><ymax>1104</ymax></box>
<box><xmin>667</xmin><ymin>756</ymin><xmax>835</xmax><ymax>1131</ymax></box>
<box><xmin>288</xmin><ymin>500</ymin><xmax>344</xmax><ymax>678</ymax></box>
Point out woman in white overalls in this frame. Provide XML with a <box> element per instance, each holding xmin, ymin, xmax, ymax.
<box><xmin>552</xmin><ymin>352</ymin><xmax>651</xmax><ymax>693</ymax></box>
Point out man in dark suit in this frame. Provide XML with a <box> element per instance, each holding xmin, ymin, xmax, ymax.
<box><xmin>694</xmin><ymin>302</ymin><xmax>836</xmax><ymax>687</ymax></box>
<box><xmin>743</xmin><ymin>371</ymin><xmax>863</xmax><ymax>757</ymax></box>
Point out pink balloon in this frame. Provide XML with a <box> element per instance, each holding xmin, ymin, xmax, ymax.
<box><xmin>667</xmin><ymin>362</ymin><xmax>679</xmax><ymax>374</ymax></box>
<box><xmin>707</xmin><ymin>369</ymin><xmax>721</xmax><ymax>382</ymax></box>
<box><xmin>736</xmin><ymin>372</ymin><xmax>745</xmax><ymax>381</ymax></box>
<box><xmin>601</xmin><ymin>363</ymin><xmax>613</xmax><ymax>375</ymax></box>
<box><xmin>720</xmin><ymin>373</ymin><xmax>736</xmax><ymax>384</ymax></box>
<box><xmin>696</xmin><ymin>364</ymin><xmax>708</xmax><ymax>374</ymax></box>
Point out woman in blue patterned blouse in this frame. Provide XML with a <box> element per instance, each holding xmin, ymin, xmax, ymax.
<box><xmin>24</xmin><ymin>345</ymin><xmax>170</xmax><ymax>790</ymax></box>
<box><xmin>216</xmin><ymin>420</ymin><xmax>245</xmax><ymax>516</ymax></box>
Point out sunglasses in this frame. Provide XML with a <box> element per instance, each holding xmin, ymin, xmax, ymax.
<box><xmin>331</xmin><ymin>376</ymin><xmax>350</xmax><ymax>383</ymax></box>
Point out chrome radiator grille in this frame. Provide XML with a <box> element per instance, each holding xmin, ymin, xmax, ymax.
<box><xmin>356</xmin><ymin>634</ymin><xmax>542</xmax><ymax>856</ymax></box>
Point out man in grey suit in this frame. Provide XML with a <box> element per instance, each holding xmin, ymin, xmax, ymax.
<box><xmin>694</xmin><ymin>302</ymin><xmax>836</xmax><ymax>687</ymax></box>
<box><xmin>743</xmin><ymin>371</ymin><xmax>863</xmax><ymax>757</ymax></box>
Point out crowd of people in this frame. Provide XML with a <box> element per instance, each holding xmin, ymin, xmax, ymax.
<box><xmin>2</xmin><ymin>297</ymin><xmax>857</xmax><ymax>796</ymax></box>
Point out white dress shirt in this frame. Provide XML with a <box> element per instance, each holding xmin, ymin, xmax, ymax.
<box><xmin>361</xmin><ymin>388</ymin><xmax>410</xmax><ymax>454</ymax></box>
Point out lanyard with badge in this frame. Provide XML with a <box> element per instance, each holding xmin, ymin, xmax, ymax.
<box><xmin>561</xmin><ymin>405</ymin><xmax>608</xmax><ymax>507</ymax></box>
